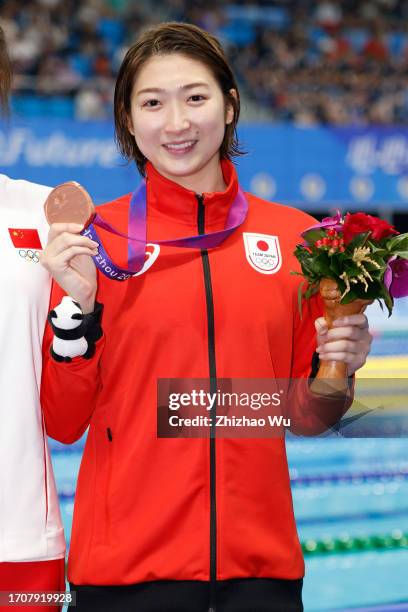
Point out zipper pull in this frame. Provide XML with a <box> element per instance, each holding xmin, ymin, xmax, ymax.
<box><xmin>196</xmin><ymin>194</ymin><xmax>205</xmax><ymax>234</ymax></box>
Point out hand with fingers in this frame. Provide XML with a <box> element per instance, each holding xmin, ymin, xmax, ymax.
<box><xmin>39</xmin><ymin>223</ymin><xmax>99</xmax><ymax>314</ymax></box>
<box><xmin>315</xmin><ymin>314</ymin><xmax>373</xmax><ymax>376</ymax></box>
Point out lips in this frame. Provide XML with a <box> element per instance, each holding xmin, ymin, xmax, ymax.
<box><xmin>163</xmin><ymin>140</ymin><xmax>197</xmax><ymax>153</ymax></box>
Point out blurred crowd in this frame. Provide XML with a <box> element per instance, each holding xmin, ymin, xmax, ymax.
<box><xmin>1</xmin><ymin>0</ymin><xmax>408</xmax><ymax>124</ymax></box>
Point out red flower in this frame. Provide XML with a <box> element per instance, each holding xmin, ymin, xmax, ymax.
<box><xmin>342</xmin><ymin>212</ymin><xmax>398</xmax><ymax>245</ymax></box>
<box><xmin>370</xmin><ymin>219</ymin><xmax>399</xmax><ymax>241</ymax></box>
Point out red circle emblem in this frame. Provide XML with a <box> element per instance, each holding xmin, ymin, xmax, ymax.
<box><xmin>257</xmin><ymin>240</ymin><xmax>269</xmax><ymax>252</ymax></box>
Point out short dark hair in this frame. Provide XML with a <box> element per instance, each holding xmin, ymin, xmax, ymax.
<box><xmin>0</xmin><ymin>26</ymin><xmax>11</xmax><ymax>115</ymax></box>
<box><xmin>114</xmin><ymin>22</ymin><xmax>244</xmax><ymax>175</ymax></box>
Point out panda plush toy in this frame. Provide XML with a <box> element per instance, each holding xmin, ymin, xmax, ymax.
<box><xmin>49</xmin><ymin>296</ymin><xmax>90</xmax><ymax>362</ymax></box>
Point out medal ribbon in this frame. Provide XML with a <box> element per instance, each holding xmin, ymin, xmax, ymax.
<box><xmin>83</xmin><ymin>180</ymin><xmax>248</xmax><ymax>281</ymax></box>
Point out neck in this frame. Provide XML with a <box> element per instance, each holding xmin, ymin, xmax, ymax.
<box><xmin>159</xmin><ymin>154</ymin><xmax>227</xmax><ymax>195</ymax></box>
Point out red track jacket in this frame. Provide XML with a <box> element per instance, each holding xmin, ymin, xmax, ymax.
<box><xmin>41</xmin><ymin>160</ymin><xmax>350</xmax><ymax>586</ymax></box>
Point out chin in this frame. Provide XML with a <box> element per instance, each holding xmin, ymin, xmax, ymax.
<box><xmin>158</xmin><ymin>158</ymin><xmax>204</xmax><ymax>179</ymax></box>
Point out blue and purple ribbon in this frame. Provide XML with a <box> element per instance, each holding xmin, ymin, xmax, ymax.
<box><xmin>82</xmin><ymin>180</ymin><xmax>248</xmax><ymax>281</ymax></box>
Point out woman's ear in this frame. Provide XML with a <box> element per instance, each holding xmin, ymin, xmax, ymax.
<box><xmin>127</xmin><ymin>114</ymin><xmax>135</xmax><ymax>136</ymax></box>
<box><xmin>226</xmin><ymin>89</ymin><xmax>237</xmax><ymax>125</ymax></box>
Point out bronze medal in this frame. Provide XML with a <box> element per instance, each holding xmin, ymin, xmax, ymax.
<box><xmin>44</xmin><ymin>181</ymin><xmax>95</xmax><ymax>227</ymax></box>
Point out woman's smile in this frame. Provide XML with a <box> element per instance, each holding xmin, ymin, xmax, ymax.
<box><xmin>162</xmin><ymin>139</ymin><xmax>198</xmax><ymax>155</ymax></box>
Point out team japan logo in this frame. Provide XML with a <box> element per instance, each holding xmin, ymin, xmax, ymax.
<box><xmin>243</xmin><ymin>233</ymin><xmax>282</xmax><ymax>275</ymax></box>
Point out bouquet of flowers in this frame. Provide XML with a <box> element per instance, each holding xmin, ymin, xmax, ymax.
<box><xmin>294</xmin><ymin>210</ymin><xmax>408</xmax><ymax>317</ymax></box>
<box><xmin>294</xmin><ymin>211</ymin><xmax>408</xmax><ymax>390</ymax></box>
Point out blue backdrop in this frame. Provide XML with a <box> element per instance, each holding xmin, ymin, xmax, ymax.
<box><xmin>1</xmin><ymin>119</ymin><xmax>408</xmax><ymax>210</ymax></box>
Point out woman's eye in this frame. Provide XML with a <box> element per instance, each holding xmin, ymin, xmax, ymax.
<box><xmin>143</xmin><ymin>99</ymin><xmax>160</xmax><ymax>108</ymax></box>
<box><xmin>190</xmin><ymin>94</ymin><xmax>205</xmax><ymax>102</ymax></box>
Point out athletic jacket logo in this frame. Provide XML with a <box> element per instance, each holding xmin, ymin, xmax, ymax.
<box><xmin>133</xmin><ymin>243</ymin><xmax>160</xmax><ymax>277</ymax></box>
<box><xmin>243</xmin><ymin>233</ymin><xmax>282</xmax><ymax>275</ymax></box>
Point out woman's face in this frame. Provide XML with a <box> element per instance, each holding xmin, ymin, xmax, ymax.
<box><xmin>127</xmin><ymin>53</ymin><xmax>234</xmax><ymax>190</ymax></box>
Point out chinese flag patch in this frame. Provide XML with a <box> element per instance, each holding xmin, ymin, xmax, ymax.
<box><xmin>8</xmin><ymin>228</ymin><xmax>42</xmax><ymax>249</ymax></box>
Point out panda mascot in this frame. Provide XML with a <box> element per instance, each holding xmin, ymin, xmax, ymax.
<box><xmin>48</xmin><ymin>296</ymin><xmax>102</xmax><ymax>362</ymax></box>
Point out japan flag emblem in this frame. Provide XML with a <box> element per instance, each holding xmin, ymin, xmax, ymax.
<box><xmin>243</xmin><ymin>233</ymin><xmax>282</xmax><ymax>275</ymax></box>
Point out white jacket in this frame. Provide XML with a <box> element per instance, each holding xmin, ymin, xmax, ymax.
<box><xmin>0</xmin><ymin>174</ymin><xmax>65</xmax><ymax>562</ymax></box>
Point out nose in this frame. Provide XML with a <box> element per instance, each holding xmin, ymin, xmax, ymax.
<box><xmin>164</xmin><ymin>101</ymin><xmax>190</xmax><ymax>134</ymax></box>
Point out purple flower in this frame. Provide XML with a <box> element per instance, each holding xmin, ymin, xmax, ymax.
<box><xmin>384</xmin><ymin>256</ymin><xmax>408</xmax><ymax>298</ymax></box>
<box><xmin>301</xmin><ymin>209</ymin><xmax>344</xmax><ymax>240</ymax></box>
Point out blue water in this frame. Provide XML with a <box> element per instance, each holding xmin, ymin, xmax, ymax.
<box><xmin>304</xmin><ymin>550</ymin><xmax>408</xmax><ymax>611</ymax></box>
<box><xmin>370</xmin><ymin>332</ymin><xmax>408</xmax><ymax>356</ymax></box>
<box><xmin>286</xmin><ymin>438</ymin><xmax>408</xmax><ymax>611</ymax></box>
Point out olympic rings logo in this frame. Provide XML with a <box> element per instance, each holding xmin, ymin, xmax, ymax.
<box><xmin>19</xmin><ymin>249</ymin><xmax>40</xmax><ymax>263</ymax></box>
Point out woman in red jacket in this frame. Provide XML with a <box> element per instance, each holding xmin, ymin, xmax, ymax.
<box><xmin>40</xmin><ymin>22</ymin><xmax>372</xmax><ymax>612</ymax></box>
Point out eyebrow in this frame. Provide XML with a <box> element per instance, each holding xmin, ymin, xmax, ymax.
<box><xmin>136</xmin><ymin>82</ymin><xmax>210</xmax><ymax>96</ymax></box>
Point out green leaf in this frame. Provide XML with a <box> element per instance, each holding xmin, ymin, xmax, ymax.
<box><xmin>344</xmin><ymin>262</ymin><xmax>361</xmax><ymax>276</ymax></box>
<box><xmin>297</xmin><ymin>281</ymin><xmax>306</xmax><ymax>318</ymax></box>
<box><xmin>304</xmin><ymin>281</ymin><xmax>319</xmax><ymax>300</ymax></box>
<box><xmin>315</xmin><ymin>252</ymin><xmax>333</xmax><ymax>276</ymax></box>
<box><xmin>329</xmin><ymin>256</ymin><xmax>342</xmax><ymax>275</ymax></box>
<box><xmin>346</xmin><ymin>231</ymin><xmax>371</xmax><ymax>252</ymax></box>
<box><xmin>340</xmin><ymin>289</ymin><xmax>359</xmax><ymax>303</ymax></box>
<box><xmin>364</xmin><ymin>282</ymin><xmax>384</xmax><ymax>299</ymax></box>
<box><xmin>301</xmin><ymin>257</ymin><xmax>321</xmax><ymax>277</ymax></box>
<box><xmin>385</xmin><ymin>234</ymin><xmax>408</xmax><ymax>252</ymax></box>
<box><xmin>301</xmin><ymin>229</ymin><xmax>327</xmax><ymax>245</ymax></box>
<box><xmin>379</xmin><ymin>286</ymin><xmax>394</xmax><ymax>317</ymax></box>
<box><xmin>388</xmin><ymin>250</ymin><xmax>408</xmax><ymax>259</ymax></box>
<box><xmin>368</xmin><ymin>241</ymin><xmax>387</xmax><ymax>255</ymax></box>
<box><xmin>297</xmin><ymin>279</ymin><xmax>320</xmax><ymax>319</ymax></box>
<box><xmin>363</xmin><ymin>260</ymin><xmax>386</xmax><ymax>273</ymax></box>
<box><xmin>339</xmin><ymin>278</ymin><xmax>383</xmax><ymax>303</ymax></box>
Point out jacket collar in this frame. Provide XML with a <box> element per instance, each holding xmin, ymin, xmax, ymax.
<box><xmin>145</xmin><ymin>159</ymin><xmax>238</xmax><ymax>229</ymax></box>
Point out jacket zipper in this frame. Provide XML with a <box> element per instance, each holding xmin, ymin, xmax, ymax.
<box><xmin>197</xmin><ymin>194</ymin><xmax>217</xmax><ymax>612</ymax></box>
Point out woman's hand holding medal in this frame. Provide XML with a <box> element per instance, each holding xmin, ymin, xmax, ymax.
<box><xmin>40</xmin><ymin>183</ymin><xmax>99</xmax><ymax>314</ymax></box>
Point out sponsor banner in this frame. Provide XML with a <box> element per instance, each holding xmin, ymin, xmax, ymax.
<box><xmin>238</xmin><ymin>125</ymin><xmax>408</xmax><ymax>209</ymax></box>
<box><xmin>2</xmin><ymin>119</ymin><xmax>408</xmax><ymax>208</ymax></box>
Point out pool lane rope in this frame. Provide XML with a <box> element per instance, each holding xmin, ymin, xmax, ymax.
<box><xmin>302</xmin><ymin>530</ymin><xmax>408</xmax><ymax>555</ymax></box>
